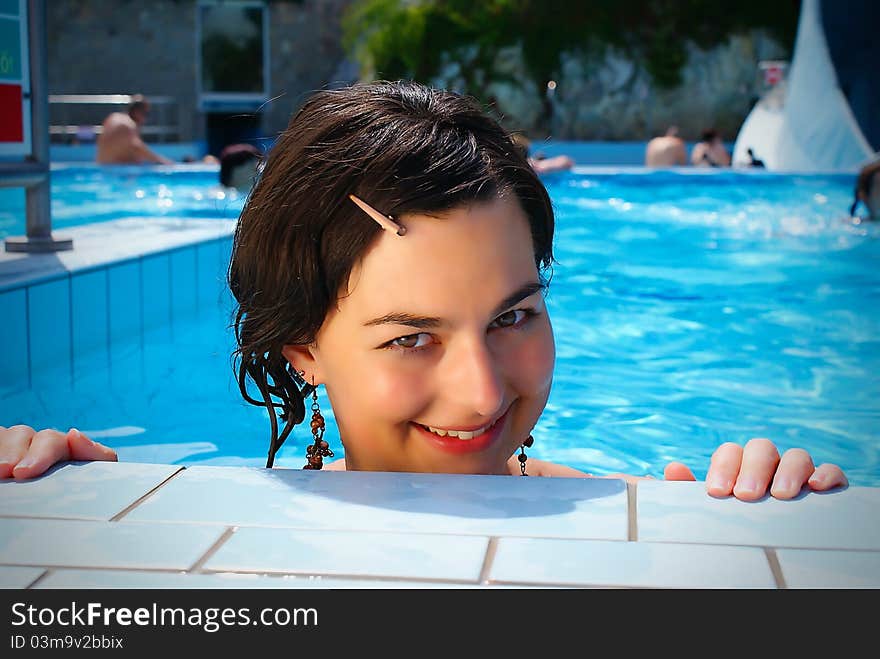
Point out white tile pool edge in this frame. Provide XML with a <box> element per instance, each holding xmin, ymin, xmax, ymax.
<box><xmin>0</xmin><ymin>220</ymin><xmax>234</xmax><ymax>389</ymax></box>
<box><xmin>1</xmin><ymin>462</ymin><xmax>877</xmax><ymax>589</ymax></box>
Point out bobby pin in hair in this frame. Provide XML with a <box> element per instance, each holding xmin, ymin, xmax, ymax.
<box><xmin>349</xmin><ymin>194</ymin><xmax>406</xmax><ymax>236</ymax></box>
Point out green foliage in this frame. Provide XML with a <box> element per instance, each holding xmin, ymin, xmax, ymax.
<box><xmin>342</xmin><ymin>0</ymin><xmax>800</xmax><ymax>99</ymax></box>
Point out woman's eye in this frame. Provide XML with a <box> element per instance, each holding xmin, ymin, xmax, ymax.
<box><xmin>388</xmin><ymin>333</ymin><xmax>432</xmax><ymax>349</ymax></box>
<box><xmin>490</xmin><ymin>309</ymin><xmax>528</xmax><ymax>329</ymax></box>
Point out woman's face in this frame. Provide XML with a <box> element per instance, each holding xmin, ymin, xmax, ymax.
<box><xmin>284</xmin><ymin>195</ymin><xmax>555</xmax><ymax>475</ymax></box>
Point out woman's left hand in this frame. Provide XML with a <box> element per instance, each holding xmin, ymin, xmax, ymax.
<box><xmin>663</xmin><ymin>438</ymin><xmax>848</xmax><ymax>501</ymax></box>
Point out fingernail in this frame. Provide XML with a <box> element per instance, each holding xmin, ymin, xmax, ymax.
<box><xmin>707</xmin><ymin>476</ymin><xmax>731</xmax><ymax>493</ymax></box>
<box><xmin>775</xmin><ymin>478</ymin><xmax>795</xmax><ymax>493</ymax></box>
<box><xmin>14</xmin><ymin>457</ymin><xmax>35</xmax><ymax>470</ymax></box>
<box><xmin>737</xmin><ymin>477</ymin><xmax>758</xmax><ymax>494</ymax></box>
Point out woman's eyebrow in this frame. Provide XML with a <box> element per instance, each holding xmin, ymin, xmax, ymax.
<box><xmin>363</xmin><ymin>312</ymin><xmax>442</xmax><ymax>330</ymax></box>
<box><xmin>362</xmin><ymin>281</ymin><xmax>545</xmax><ymax>330</ymax></box>
<box><xmin>491</xmin><ymin>281</ymin><xmax>546</xmax><ymax>317</ymax></box>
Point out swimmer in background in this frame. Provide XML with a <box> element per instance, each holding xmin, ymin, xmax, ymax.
<box><xmin>645</xmin><ymin>126</ymin><xmax>687</xmax><ymax>167</ymax></box>
<box><xmin>95</xmin><ymin>94</ymin><xmax>173</xmax><ymax>165</ymax></box>
<box><xmin>510</xmin><ymin>133</ymin><xmax>574</xmax><ymax>174</ymax></box>
<box><xmin>218</xmin><ymin>143</ymin><xmax>264</xmax><ymax>192</ymax></box>
<box><xmin>850</xmin><ymin>158</ymin><xmax>880</xmax><ymax>222</ymax></box>
<box><xmin>691</xmin><ymin>128</ymin><xmax>731</xmax><ymax>168</ymax></box>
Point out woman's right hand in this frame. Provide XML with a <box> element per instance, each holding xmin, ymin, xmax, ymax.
<box><xmin>0</xmin><ymin>425</ymin><xmax>117</xmax><ymax>480</ymax></box>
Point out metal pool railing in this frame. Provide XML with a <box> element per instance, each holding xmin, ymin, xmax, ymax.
<box><xmin>47</xmin><ymin>94</ymin><xmax>181</xmax><ymax>144</ymax></box>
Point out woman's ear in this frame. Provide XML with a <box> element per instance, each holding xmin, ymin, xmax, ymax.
<box><xmin>281</xmin><ymin>344</ymin><xmax>323</xmax><ymax>384</ymax></box>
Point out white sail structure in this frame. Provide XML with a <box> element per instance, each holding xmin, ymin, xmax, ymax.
<box><xmin>733</xmin><ymin>0</ymin><xmax>875</xmax><ymax>172</ymax></box>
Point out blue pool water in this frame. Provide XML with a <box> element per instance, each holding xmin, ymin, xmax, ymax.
<box><xmin>0</xmin><ymin>164</ymin><xmax>245</xmax><ymax>239</ymax></box>
<box><xmin>2</xmin><ymin>167</ymin><xmax>879</xmax><ymax>486</ymax></box>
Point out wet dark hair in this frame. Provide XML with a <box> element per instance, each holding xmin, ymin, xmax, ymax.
<box><xmin>219</xmin><ymin>143</ymin><xmax>262</xmax><ymax>188</ymax></box>
<box><xmin>127</xmin><ymin>94</ymin><xmax>149</xmax><ymax>117</ymax></box>
<box><xmin>228</xmin><ymin>80</ymin><xmax>556</xmax><ymax>468</ymax></box>
<box><xmin>700</xmin><ymin>128</ymin><xmax>719</xmax><ymax>143</ymax></box>
<box><xmin>850</xmin><ymin>158</ymin><xmax>880</xmax><ymax>217</ymax></box>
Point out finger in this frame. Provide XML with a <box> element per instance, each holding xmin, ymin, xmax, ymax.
<box><xmin>808</xmin><ymin>463</ymin><xmax>849</xmax><ymax>491</ymax></box>
<box><xmin>663</xmin><ymin>461</ymin><xmax>696</xmax><ymax>481</ymax></box>
<box><xmin>11</xmin><ymin>429</ymin><xmax>71</xmax><ymax>480</ymax></box>
<box><xmin>705</xmin><ymin>442</ymin><xmax>743</xmax><ymax>497</ymax></box>
<box><xmin>733</xmin><ymin>438</ymin><xmax>780</xmax><ymax>501</ymax></box>
<box><xmin>67</xmin><ymin>428</ymin><xmax>118</xmax><ymax>462</ymax></box>
<box><xmin>0</xmin><ymin>425</ymin><xmax>35</xmax><ymax>479</ymax></box>
<box><xmin>769</xmin><ymin>448</ymin><xmax>814</xmax><ymax>499</ymax></box>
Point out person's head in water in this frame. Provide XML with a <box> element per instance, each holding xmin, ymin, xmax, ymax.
<box><xmin>700</xmin><ymin>128</ymin><xmax>720</xmax><ymax>144</ymax></box>
<box><xmin>219</xmin><ymin>143</ymin><xmax>263</xmax><ymax>191</ymax></box>
<box><xmin>127</xmin><ymin>94</ymin><xmax>150</xmax><ymax>126</ymax></box>
<box><xmin>850</xmin><ymin>159</ymin><xmax>880</xmax><ymax>220</ymax></box>
<box><xmin>229</xmin><ymin>80</ymin><xmax>555</xmax><ymax>474</ymax></box>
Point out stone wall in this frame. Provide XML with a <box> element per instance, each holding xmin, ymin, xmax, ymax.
<box><xmin>46</xmin><ymin>0</ymin><xmax>356</xmax><ymax>148</ymax></box>
<box><xmin>460</xmin><ymin>31</ymin><xmax>790</xmax><ymax>142</ymax></box>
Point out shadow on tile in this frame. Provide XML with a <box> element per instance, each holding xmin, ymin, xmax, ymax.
<box><xmin>254</xmin><ymin>468</ymin><xmax>625</xmax><ymax>519</ymax></box>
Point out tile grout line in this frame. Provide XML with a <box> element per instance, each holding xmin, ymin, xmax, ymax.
<box><xmin>197</xmin><ymin>569</ymin><xmax>485</xmax><ymax>586</ymax></box>
<box><xmin>10</xmin><ymin>564</ymin><xmax>239</xmax><ymax>574</ymax></box>
<box><xmin>67</xmin><ymin>275</ymin><xmax>73</xmax><ymax>388</ymax></box>
<box><xmin>109</xmin><ymin>467</ymin><xmax>187</xmax><ymax>521</ymax></box>
<box><xmin>138</xmin><ymin>256</ymin><xmax>145</xmax><ymax>358</ymax></box>
<box><xmin>189</xmin><ymin>527</ymin><xmax>236</xmax><ymax>573</ymax></box>
<box><xmin>627</xmin><ymin>480</ymin><xmax>638</xmax><ymax>541</ymax></box>
<box><xmin>25</xmin><ymin>569</ymin><xmax>51</xmax><ymax>589</ymax></box>
<box><xmin>0</xmin><ymin>513</ymin><xmax>125</xmax><ymax>522</ymax></box>
<box><xmin>11</xmin><ymin>563</ymin><xmax>489</xmax><ymax>586</ymax></box>
<box><xmin>25</xmin><ymin>285</ymin><xmax>32</xmax><ymax>389</ymax></box>
<box><xmin>105</xmin><ymin>265</ymin><xmax>112</xmax><ymax>371</ymax></box>
<box><xmin>478</xmin><ymin>537</ymin><xmax>499</xmax><ymax>584</ymax></box>
<box><xmin>193</xmin><ymin>243</ymin><xmax>200</xmax><ymax>317</ymax></box>
<box><xmin>490</xmin><ymin>578</ymin><xmax>640</xmax><ymax>589</ymax></box>
<box><xmin>167</xmin><ymin>252</ymin><xmax>174</xmax><ymax>339</ymax></box>
<box><xmin>764</xmin><ymin>547</ymin><xmax>787</xmax><ymax>589</ymax></box>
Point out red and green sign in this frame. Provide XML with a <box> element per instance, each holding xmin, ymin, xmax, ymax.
<box><xmin>0</xmin><ymin>0</ymin><xmax>30</xmax><ymax>156</ymax></box>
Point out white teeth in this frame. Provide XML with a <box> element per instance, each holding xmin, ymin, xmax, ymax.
<box><xmin>424</xmin><ymin>423</ymin><xmax>491</xmax><ymax>440</ymax></box>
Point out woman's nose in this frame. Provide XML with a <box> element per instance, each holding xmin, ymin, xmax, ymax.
<box><xmin>444</xmin><ymin>337</ymin><xmax>505</xmax><ymax>418</ymax></box>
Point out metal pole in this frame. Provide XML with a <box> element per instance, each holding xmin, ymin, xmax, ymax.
<box><xmin>4</xmin><ymin>0</ymin><xmax>72</xmax><ymax>253</ymax></box>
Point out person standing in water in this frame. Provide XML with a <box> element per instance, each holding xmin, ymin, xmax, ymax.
<box><xmin>645</xmin><ymin>126</ymin><xmax>687</xmax><ymax>167</ymax></box>
<box><xmin>850</xmin><ymin>157</ymin><xmax>880</xmax><ymax>220</ymax></box>
<box><xmin>95</xmin><ymin>94</ymin><xmax>173</xmax><ymax>165</ymax></box>
<box><xmin>690</xmin><ymin>128</ymin><xmax>731</xmax><ymax>168</ymax></box>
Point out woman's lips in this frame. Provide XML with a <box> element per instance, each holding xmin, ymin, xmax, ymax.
<box><xmin>412</xmin><ymin>407</ymin><xmax>510</xmax><ymax>455</ymax></box>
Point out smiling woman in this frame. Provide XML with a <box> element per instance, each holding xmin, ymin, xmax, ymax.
<box><xmin>282</xmin><ymin>196</ymin><xmax>556</xmax><ymax>476</ymax></box>
<box><xmin>0</xmin><ymin>80</ymin><xmax>847</xmax><ymax>501</ymax></box>
<box><xmin>230</xmin><ymin>80</ymin><xmax>557</xmax><ymax>477</ymax></box>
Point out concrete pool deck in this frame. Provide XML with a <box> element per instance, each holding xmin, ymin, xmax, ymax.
<box><xmin>1</xmin><ymin>461</ymin><xmax>878</xmax><ymax>589</ymax></box>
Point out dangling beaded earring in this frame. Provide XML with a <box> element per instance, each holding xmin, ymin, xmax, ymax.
<box><xmin>303</xmin><ymin>381</ymin><xmax>334</xmax><ymax>470</ymax></box>
<box><xmin>518</xmin><ymin>435</ymin><xmax>534</xmax><ymax>476</ymax></box>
